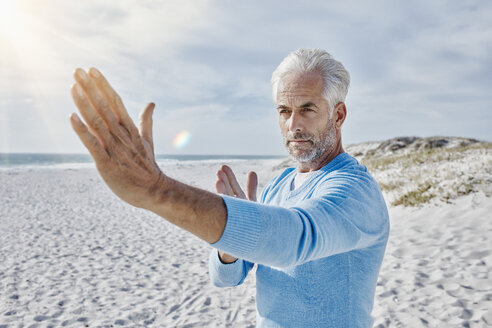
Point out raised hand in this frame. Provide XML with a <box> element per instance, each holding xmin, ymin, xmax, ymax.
<box><xmin>216</xmin><ymin>165</ymin><xmax>258</xmax><ymax>201</ymax></box>
<box><xmin>215</xmin><ymin>165</ymin><xmax>258</xmax><ymax>263</ymax></box>
<box><xmin>70</xmin><ymin>68</ymin><xmax>165</xmax><ymax>209</ymax></box>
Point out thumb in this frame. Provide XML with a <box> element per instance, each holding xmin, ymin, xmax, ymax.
<box><xmin>139</xmin><ymin>102</ymin><xmax>155</xmax><ymax>150</ymax></box>
<box><xmin>246</xmin><ymin>171</ymin><xmax>258</xmax><ymax>201</ymax></box>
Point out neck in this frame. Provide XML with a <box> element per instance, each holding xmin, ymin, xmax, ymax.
<box><xmin>297</xmin><ymin>138</ymin><xmax>344</xmax><ymax>173</ymax></box>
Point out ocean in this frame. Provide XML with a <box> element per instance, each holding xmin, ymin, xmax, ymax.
<box><xmin>0</xmin><ymin>153</ymin><xmax>285</xmax><ymax>170</ymax></box>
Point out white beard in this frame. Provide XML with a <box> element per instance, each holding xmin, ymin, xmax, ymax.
<box><xmin>283</xmin><ymin>122</ymin><xmax>337</xmax><ymax>163</ymax></box>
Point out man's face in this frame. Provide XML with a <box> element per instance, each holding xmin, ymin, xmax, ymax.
<box><xmin>276</xmin><ymin>72</ymin><xmax>337</xmax><ymax>163</ymax></box>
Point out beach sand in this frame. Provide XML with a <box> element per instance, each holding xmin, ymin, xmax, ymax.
<box><xmin>1</xmin><ymin>156</ymin><xmax>491</xmax><ymax>327</ymax></box>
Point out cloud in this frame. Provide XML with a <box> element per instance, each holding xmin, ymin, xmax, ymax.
<box><xmin>1</xmin><ymin>0</ymin><xmax>491</xmax><ymax>154</ymax></box>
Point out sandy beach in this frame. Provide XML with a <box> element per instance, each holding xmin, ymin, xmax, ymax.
<box><xmin>1</xmin><ymin>139</ymin><xmax>491</xmax><ymax>327</ymax></box>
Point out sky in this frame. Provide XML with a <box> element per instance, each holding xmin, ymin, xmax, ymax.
<box><xmin>1</xmin><ymin>0</ymin><xmax>491</xmax><ymax>155</ymax></box>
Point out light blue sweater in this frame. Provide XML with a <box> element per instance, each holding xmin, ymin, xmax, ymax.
<box><xmin>209</xmin><ymin>153</ymin><xmax>390</xmax><ymax>327</ymax></box>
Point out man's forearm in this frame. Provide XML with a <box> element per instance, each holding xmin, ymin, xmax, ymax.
<box><xmin>146</xmin><ymin>175</ymin><xmax>227</xmax><ymax>244</ymax></box>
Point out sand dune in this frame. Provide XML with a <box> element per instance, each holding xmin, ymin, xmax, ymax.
<box><xmin>1</xmin><ymin>138</ymin><xmax>491</xmax><ymax>327</ymax></box>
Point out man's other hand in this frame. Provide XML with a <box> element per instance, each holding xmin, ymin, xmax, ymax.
<box><xmin>215</xmin><ymin>165</ymin><xmax>258</xmax><ymax>263</ymax></box>
<box><xmin>216</xmin><ymin>165</ymin><xmax>257</xmax><ymax>201</ymax></box>
<box><xmin>70</xmin><ymin>68</ymin><xmax>165</xmax><ymax>210</ymax></box>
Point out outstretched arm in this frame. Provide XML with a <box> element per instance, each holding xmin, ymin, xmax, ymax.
<box><xmin>70</xmin><ymin>68</ymin><xmax>226</xmax><ymax>243</ymax></box>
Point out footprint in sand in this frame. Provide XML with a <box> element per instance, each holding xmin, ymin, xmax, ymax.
<box><xmin>463</xmin><ymin>250</ymin><xmax>490</xmax><ymax>260</ymax></box>
<box><xmin>391</xmin><ymin>248</ymin><xmax>406</xmax><ymax>259</ymax></box>
<box><xmin>33</xmin><ymin>315</ymin><xmax>50</xmax><ymax>322</ymax></box>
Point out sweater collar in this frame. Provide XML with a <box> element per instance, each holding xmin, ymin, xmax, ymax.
<box><xmin>296</xmin><ymin>152</ymin><xmax>353</xmax><ymax>175</ymax></box>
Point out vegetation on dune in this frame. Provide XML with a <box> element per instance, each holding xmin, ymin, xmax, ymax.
<box><xmin>361</xmin><ymin>142</ymin><xmax>492</xmax><ymax>172</ymax></box>
<box><xmin>392</xmin><ymin>183</ymin><xmax>435</xmax><ymax>207</ymax></box>
<box><xmin>357</xmin><ymin>141</ymin><xmax>492</xmax><ymax>207</ymax></box>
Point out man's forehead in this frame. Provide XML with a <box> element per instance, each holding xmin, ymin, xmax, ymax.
<box><xmin>276</xmin><ymin>72</ymin><xmax>324</xmax><ymax>104</ymax></box>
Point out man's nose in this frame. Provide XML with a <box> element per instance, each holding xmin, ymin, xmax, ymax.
<box><xmin>288</xmin><ymin>112</ymin><xmax>303</xmax><ymax>133</ymax></box>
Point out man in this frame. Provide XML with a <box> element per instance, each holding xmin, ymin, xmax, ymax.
<box><xmin>70</xmin><ymin>48</ymin><xmax>389</xmax><ymax>327</ymax></box>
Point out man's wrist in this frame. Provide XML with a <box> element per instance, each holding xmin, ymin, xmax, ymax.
<box><xmin>218</xmin><ymin>251</ymin><xmax>238</xmax><ymax>264</ymax></box>
<box><xmin>145</xmin><ymin>173</ymin><xmax>174</xmax><ymax>212</ymax></box>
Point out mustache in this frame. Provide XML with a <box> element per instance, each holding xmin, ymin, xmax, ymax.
<box><xmin>285</xmin><ymin>132</ymin><xmax>313</xmax><ymax>142</ymax></box>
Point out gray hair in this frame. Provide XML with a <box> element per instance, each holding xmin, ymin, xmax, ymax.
<box><xmin>271</xmin><ymin>48</ymin><xmax>350</xmax><ymax>115</ymax></box>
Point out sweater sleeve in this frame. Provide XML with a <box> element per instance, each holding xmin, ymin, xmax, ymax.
<box><xmin>208</xmin><ymin>249</ymin><xmax>255</xmax><ymax>287</ymax></box>
<box><xmin>211</xmin><ymin>172</ymin><xmax>390</xmax><ymax>268</ymax></box>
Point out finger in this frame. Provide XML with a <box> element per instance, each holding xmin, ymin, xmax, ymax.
<box><xmin>216</xmin><ymin>180</ymin><xmax>227</xmax><ymax>194</ymax></box>
<box><xmin>69</xmin><ymin>113</ymin><xmax>109</xmax><ymax>162</ymax></box>
<box><xmin>71</xmin><ymin>83</ymin><xmax>114</xmax><ymax>149</ymax></box>
<box><xmin>217</xmin><ymin>169</ymin><xmax>234</xmax><ymax>196</ymax></box>
<box><xmin>217</xmin><ymin>170</ymin><xmax>234</xmax><ymax>195</ymax></box>
<box><xmin>246</xmin><ymin>171</ymin><xmax>258</xmax><ymax>201</ymax></box>
<box><xmin>88</xmin><ymin>67</ymin><xmax>139</xmax><ymax>137</ymax></box>
<box><xmin>87</xmin><ymin>67</ymin><xmax>151</xmax><ymax>159</ymax></box>
<box><xmin>222</xmin><ymin>165</ymin><xmax>246</xmax><ymax>198</ymax></box>
<box><xmin>74</xmin><ymin>68</ymin><xmax>134</xmax><ymax>147</ymax></box>
<box><xmin>139</xmin><ymin>102</ymin><xmax>155</xmax><ymax>149</ymax></box>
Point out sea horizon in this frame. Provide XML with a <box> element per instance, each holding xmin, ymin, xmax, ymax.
<box><xmin>0</xmin><ymin>153</ymin><xmax>286</xmax><ymax>170</ymax></box>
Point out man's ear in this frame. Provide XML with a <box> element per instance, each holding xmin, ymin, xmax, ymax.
<box><xmin>333</xmin><ymin>102</ymin><xmax>347</xmax><ymax>129</ymax></box>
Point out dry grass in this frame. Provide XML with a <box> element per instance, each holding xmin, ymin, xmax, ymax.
<box><xmin>392</xmin><ymin>183</ymin><xmax>435</xmax><ymax>207</ymax></box>
<box><xmin>360</xmin><ymin>142</ymin><xmax>492</xmax><ymax>207</ymax></box>
<box><xmin>361</xmin><ymin>142</ymin><xmax>492</xmax><ymax>172</ymax></box>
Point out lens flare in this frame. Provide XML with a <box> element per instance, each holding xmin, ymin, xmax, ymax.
<box><xmin>172</xmin><ymin>130</ymin><xmax>191</xmax><ymax>149</ymax></box>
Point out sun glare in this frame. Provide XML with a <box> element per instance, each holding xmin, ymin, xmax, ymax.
<box><xmin>0</xmin><ymin>0</ymin><xmax>26</xmax><ymax>41</ymax></box>
<box><xmin>0</xmin><ymin>0</ymin><xmax>65</xmax><ymax>151</ymax></box>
